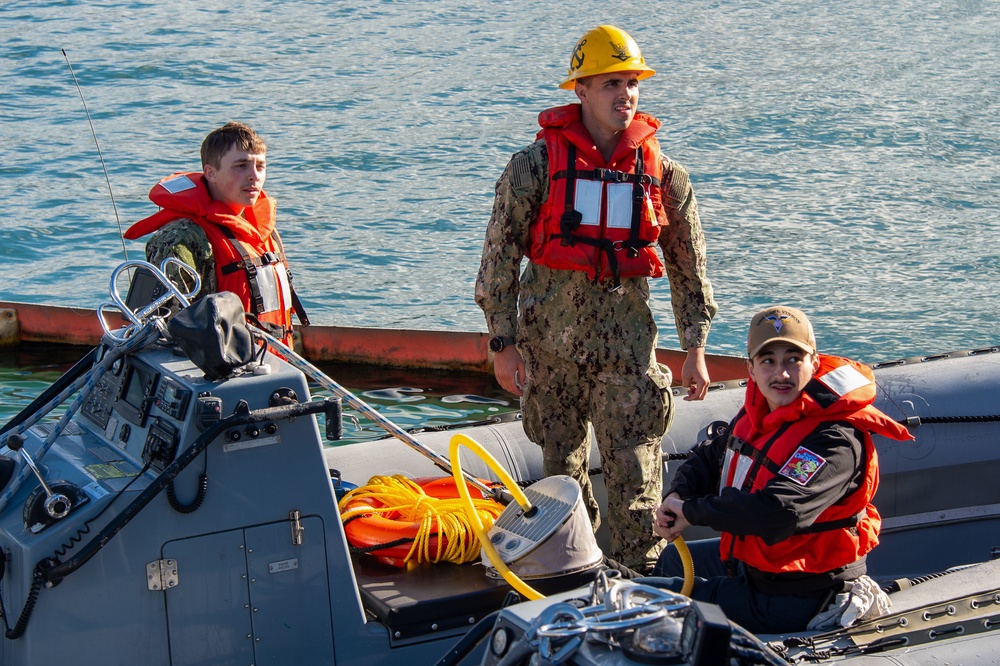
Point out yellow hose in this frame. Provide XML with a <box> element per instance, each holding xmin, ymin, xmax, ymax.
<box><xmin>674</xmin><ymin>535</ymin><xmax>694</xmax><ymax>597</ymax></box>
<box><xmin>446</xmin><ymin>432</ymin><xmax>695</xmax><ymax>599</ymax></box>
<box><xmin>448</xmin><ymin>433</ymin><xmax>544</xmax><ymax>600</ymax></box>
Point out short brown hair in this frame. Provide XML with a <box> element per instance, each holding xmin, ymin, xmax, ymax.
<box><xmin>200</xmin><ymin>122</ymin><xmax>266</xmax><ymax>169</ymax></box>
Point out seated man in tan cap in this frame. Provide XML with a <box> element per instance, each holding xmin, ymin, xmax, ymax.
<box><xmin>644</xmin><ymin>306</ymin><xmax>913</xmax><ymax>634</ymax></box>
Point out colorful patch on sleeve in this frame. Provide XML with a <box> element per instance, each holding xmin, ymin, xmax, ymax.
<box><xmin>778</xmin><ymin>446</ymin><xmax>827</xmax><ymax>486</ymax></box>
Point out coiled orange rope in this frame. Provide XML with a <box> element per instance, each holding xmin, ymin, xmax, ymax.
<box><xmin>339</xmin><ymin>475</ymin><xmax>504</xmax><ymax>565</ymax></box>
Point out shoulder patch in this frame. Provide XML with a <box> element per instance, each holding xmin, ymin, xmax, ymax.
<box><xmin>667</xmin><ymin>163</ymin><xmax>689</xmax><ymax>202</ymax></box>
<box><xmin>778</xmin><ymin>446</ymin><xmax>827</xmax><ymax>486</ymax></box>
<box><xmin>507</xmin><ymin>150</ymin><xmax>535</xmax><ymax>197</ymax></box>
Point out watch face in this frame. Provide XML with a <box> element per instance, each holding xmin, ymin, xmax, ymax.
<box><xmin>489</xmin><ymin>337</ymin><xmax>503</xmax><ymax>353</ymax></box>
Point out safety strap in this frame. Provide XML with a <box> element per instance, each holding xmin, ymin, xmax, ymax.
<box><xmin>270</xmin><ymin>230</ymin><xmax>311</xmax><ymax>326</ymax></box>
<box><xmin>551</xmin><ymin>146</ymin><xmax>662</xmax><ymax>188</ymax></box>
<box><xmin>728</xmin><ymin>439</ymin><xmax>782</xmax><ymax>476</ymax></box>
<box><xmin>795</xmin><ymin>509</ymin><xmax>868</xmax><ymax>535</ymax></box>
<box><xmin>737</xmin><ymin>420</ymin><xmax>794</xmax><ymax>493</ymax></box>
<box><xmin>217</xmin><ymin>227</ymin><xmax>310</xmax><ymax>332</ymax></box>
<box><xmin>552</xmin><ymin>145</ymin><xmax>660</xmax><ymax>290</ymax></box>
<box><xmin>628</xmin><ymin>146</ymin><xmax>644</xmax><ymax>258</ymax></box>
<box><xmin>218</xmin><ymin>226</ymin><xmax>267</xmax><ymax>316</ymax></box>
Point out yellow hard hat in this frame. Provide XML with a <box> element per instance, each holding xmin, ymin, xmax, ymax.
<box><xmin>559</xmin><ymin>25</ymin><xmax>656</xmax><ymax>90</ymax></box>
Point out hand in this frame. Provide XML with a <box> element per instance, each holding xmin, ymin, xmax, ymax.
<box><xmin>653</xmin><ymin>494</ymin><xmax>690</xmax><ymax>542</ymax></box>
<box><xmin>493</xmin><ymin>346</ymin><xmax>525</xmax><ymax>397</ymax></box>
<box><xmin>681</xmin><ymin>347</ymin><xmax>710</xmax><ymax>402</ymax></box>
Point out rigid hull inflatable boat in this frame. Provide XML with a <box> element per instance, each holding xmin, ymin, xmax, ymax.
<box><xmin>0</xmin><ymin>261</ymin><xmax>997</xmax><ymax>665</ymax></box>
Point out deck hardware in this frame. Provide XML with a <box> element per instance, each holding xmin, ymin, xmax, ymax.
<box><xmin>290</xmin><ymin>510</ymin><xmax>304</xmax><ymax>545</ymax></box>
<box><xmin>929</xmin><ymin>625</ymin><xmax>965</xmax><ymax>639</ymax></box>
<box><xmin>923</xmin><ymin>605</ymin><xmax>956</xmax><ymax>621</ymax></box>
<box><xmin>270</xmin><ymin>388</ymin><xmax>298</xmax><ymax>407</ymax></box>
<box><xmin>147</xmin><ymin>559</ymin><xmax>179</xmax><ymax>591</ymax></box>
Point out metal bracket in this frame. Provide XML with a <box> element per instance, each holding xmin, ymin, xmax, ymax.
<box><xmin>290</xmin><ymin>510</ymin><xmax>304</xmax><ymax>546</ymax></box>
<box><xmin>147</xmin><ymin>559</ymin><xmax>179</xmax><ymax>591</ymax></box>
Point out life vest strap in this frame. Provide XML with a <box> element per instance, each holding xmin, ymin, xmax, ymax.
<box><xmin>728</xmin><ymin>437</ymin><xmax>782</xmax><ymax>476</ymax></box>
<box><xmin>795</xmin><ymin>509</ymin><xmax>868</xmax><ymax>535</ymax></box>
<box><xmin>245</xmin><ymin>312</ymin><xmax>292</xmax><ymax>347</ymax></box>
<box><xmin>216</xmin><ymin>227</ymin><xmax>309</xmax><ymax>327</ymax></box>
<box><xmin>270</xmin><ymin>230</ymin><xmax>310</xmax><ymax>326</ymax></box>
<box><xmin>549</xmin><ymin>233</ymin><xmax>655</xmax><ymax>290</ymax></box>
<box><xmin>219</xmin><ymin>251</ymin><xmax>280</xmax><ymax>274</ymax></box>
<box><xmin>734</xmin><ymin>421</ymin><xmax>795</xmax><ymax>492</ymax></box>
<box><xmin>628</xmin><ymin>146</ymin><xmax>644</xmax><ymax>259</ymax></box>
<box><xmin>552</xmin><ymin>168</ymin><xmax>660</xmax><ymax>187</ymax></box>
<box><xmin>553</xmin><ymin>145</ymin><xmax>657</xmax><ymax>290</ymax></box>
<box><xmin>217</xmin><ymin>227</ymin><xmax>270</xmax><ymax>316</ymax></box>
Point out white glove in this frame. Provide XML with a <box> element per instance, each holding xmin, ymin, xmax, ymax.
<box><xmin>807</xmin><ymin>576</ymin><xmax>891</xmax><ymax>631</ymax></box>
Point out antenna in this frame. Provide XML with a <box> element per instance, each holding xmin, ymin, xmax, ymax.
<box><xmin>62</xmin><ymin>49</ymin><xmax>129</xmax><ymax>261</ymax></box>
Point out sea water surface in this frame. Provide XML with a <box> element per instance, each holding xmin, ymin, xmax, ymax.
<box><xmin>1</xmin><ymin>0</ymin><xmax>998</xmax><ymax>435</ymax></box>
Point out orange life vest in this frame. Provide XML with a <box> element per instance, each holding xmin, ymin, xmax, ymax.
<box><xmin>528</xmin><ymin>104</ymin><xmax>669</xmax><ymax>288</ymax></box>
<box><xmin>125</xmin><ymin>172</ymin><xmax>307</xmax><ymax>345</ymax></box>
<box><xmin>718</xmin><ymin>355</ymin><xmax>912</xmax><ymax>575</ymax></box>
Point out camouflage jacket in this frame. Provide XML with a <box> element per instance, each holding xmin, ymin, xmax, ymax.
<box><xmin>143</xmin><ymin>218</ymin><xmax>217</xmax><ymax>300</ymax></box>
<box><xmin>475</xmin><ymin>138</ymin><xmax>717</xmax><ymax>369</ymax></box>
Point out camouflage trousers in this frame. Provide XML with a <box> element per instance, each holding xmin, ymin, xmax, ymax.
<box><xmin>520</xmin><ymin>349</ymin><xmax>674</xmax><ymax>573</ymax></box>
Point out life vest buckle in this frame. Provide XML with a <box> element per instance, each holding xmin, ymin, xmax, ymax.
<box><xmin>560</xmin><ymin>210</ymin><xmax>583</xmax><ymax>245</ymax></box>
<box><xmin>593</xmin><ymin>168</ymin><xmax>626</xmax><ymax>183</ymax></box>
<box><xmin>260</xmin><ymin>251</ymin><xmax>279</xmax><ymax>265</ymax></box>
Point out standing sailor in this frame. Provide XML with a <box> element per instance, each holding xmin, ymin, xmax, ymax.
<box><xmin>475</xmin><ymin>25</ymin><xmax>718</xmax><ymax>573</ymax></box>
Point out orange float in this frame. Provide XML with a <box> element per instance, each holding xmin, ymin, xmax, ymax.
<box><xmin>339</xmin><ymin>475</ymin><xmax>504</xmax><ymax>568</ymax></box>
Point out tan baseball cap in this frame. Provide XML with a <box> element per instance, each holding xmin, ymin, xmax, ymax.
<box><xmin>747</xmin><ymin>306</ymin><xmax>817</xmax><ymax>358</ymax></box>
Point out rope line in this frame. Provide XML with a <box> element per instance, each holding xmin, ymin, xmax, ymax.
<box><xmin>339</xmin><ymin>475</ymin><xmax>504</xmax><ymax>565</ymax></box>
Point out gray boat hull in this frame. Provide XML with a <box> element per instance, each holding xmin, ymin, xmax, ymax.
<box><xmin>0</xmin><ymin>322</ymin><xmax>997</xmax><ymax>665</ymax></box>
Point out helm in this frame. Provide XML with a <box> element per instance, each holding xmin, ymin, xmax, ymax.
<box><xmin>559</xmin><ymin>25</ymin><xmax>656</xmax><ymax>90</ymax></box>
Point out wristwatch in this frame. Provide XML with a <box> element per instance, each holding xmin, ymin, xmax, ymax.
<box><xmin>488</xmin><ymin>336</ymin><xmax>515</xmax><ymax>353</ymax></box>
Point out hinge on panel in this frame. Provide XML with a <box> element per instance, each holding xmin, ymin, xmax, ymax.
<box><xmin>290</xmin><ymin>510</ymin><xmax>304</xmax><ymax>546</ymax></box>
<box><xmin>147</xmin><ymin>559</ymin><xmax>179</xmax><ymax>591</ymax></box>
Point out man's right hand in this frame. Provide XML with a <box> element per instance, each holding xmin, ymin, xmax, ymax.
<box><xmin>653</xmin><ymin>494</ymin><xmax>690</xmax><ymax>542</ymax></box>
<box><xmin>493</xmin><ymin>346</ymin><xmax>525</xmax><ymax>396</ymax></box>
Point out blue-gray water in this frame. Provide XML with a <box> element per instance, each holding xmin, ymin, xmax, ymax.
<box><xmin>1</xmin><ymin>0</ymin><xmax>998</xmax><ymax>435</ymax></box>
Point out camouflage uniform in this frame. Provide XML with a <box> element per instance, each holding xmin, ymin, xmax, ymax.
<box><xmin>475</xmin><ymin>137</ymin><xmax>717</xmax><ymax>572</ymax></box>
<box><xmin>143</xmin><ymin>218</ymin><xmax>217</xmax><ymax>301</ymax></box>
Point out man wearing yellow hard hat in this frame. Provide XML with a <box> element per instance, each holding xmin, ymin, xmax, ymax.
<box><xmin>475</xmin><ymin>25</ymin><xmax>717</xmax><ymax>573</ymax></box>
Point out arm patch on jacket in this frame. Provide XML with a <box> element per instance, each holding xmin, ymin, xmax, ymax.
<box><xmin>778</xmin><ymin>446</ymin><xmax>827</xmax><ymax>486</ymax></box>
<box><xmin>507</xmin><ymin>150</ymin><xmax>536</xmax><ymax>198</ymax></box>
